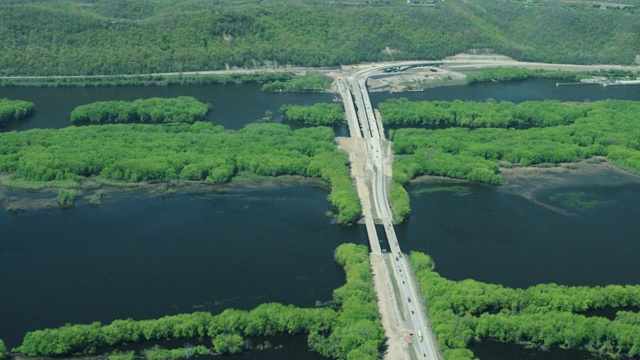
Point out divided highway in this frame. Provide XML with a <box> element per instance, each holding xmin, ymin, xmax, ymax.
<box><xmin>337</xmin><ymin>64</ymin><xmax>442</xmax><ymax>360</ymax></box>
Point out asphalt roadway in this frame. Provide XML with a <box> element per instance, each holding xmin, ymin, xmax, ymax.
<box><xmin>340</xmin><ymin>64</ymin><xmax>443</xmax><ymax>360</ymax></box>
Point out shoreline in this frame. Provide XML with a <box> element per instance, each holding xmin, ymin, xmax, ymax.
<box><xmin>410</xmin><ymin>157</ymin><xmax>640</xmax><ymax>187</ymax></box>
<box><xmin>4</xmin><ymin>158</ymin><xmax>640</xmax><ymax>213</ymax></box>
<box><xmin>0</xmin><ymin>174</ymin><xmax>330</xmax><ymax>213</ymax></box>
<box><xmin>2</xmin><ymin>54</ymin><xmax>638</xmax><ymax>90</ymax></box>
<box><xmin>409</xmin><ymin>157</ymin><xmax>640</xmax><ymax>215</ymax></box>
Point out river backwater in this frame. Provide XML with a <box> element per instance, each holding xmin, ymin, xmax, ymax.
<box><xmin>0</xmin><ymin>185</ymin><xmax>368</xmax><ymax>349</ymax></box>
<box><xmin>397</xmin><ymin>177</ymin><xmax>640</xmax><ymax>288</ymax></box>
<box><xmin>380</xmin><ymin>80</ymin><xmax>640</xmax><ymax>359</ymax></box>
<box><xmin>0</xmin><ymin>83</ymin><xmax>347</xmax><ymax>135</ymax></box>
<box><xmin>2</xmin><ymin>79</ymin><xmax>640</xmax><ymax>358</ymax></box>
<box><xmin>370</xmin><ymin>78</ymin><xmax>640</xmax><ymax>105</ymax></box>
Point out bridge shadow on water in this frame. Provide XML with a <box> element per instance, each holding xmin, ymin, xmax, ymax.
<box><xmin>374</xmin><ymin>223</ymin><xmax>390</xmax><ymax>253</ymax></box>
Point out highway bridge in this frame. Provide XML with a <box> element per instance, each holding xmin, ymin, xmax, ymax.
<box><xmin>336</xmin><ymin>64</ymin><xmax>442</xmax><ymax>360</ymax></box>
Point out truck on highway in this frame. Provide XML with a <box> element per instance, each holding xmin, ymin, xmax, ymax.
<box><xmin>417</xmin><ymin>331</ymin><xmax>423</xmax><ymax>342</ymax></box>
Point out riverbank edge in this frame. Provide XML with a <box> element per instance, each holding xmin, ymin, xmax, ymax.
<box><xmin>3</xmin><ymin>55</ymin><xmax>639</xmax><ymax>90</ymax></box>
<box><xmin>0</xmin><ymin>173</ymin><xmax>331</xmax><ymax>213</ymax></box>
<box><xmin>407</xmin><ymin>156</ymin><xmax>640</xmax><ymax>215</ymax></box>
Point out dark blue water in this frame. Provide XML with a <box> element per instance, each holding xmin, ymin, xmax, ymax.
<box><xmin>397</xmin><ymin>181</ymin><xmax>640</xmax><ymax>288</ymax></box>
<box><xmin>370</xmin><ymin>78</ymin><xmax>640</xmax><ymax>105</ymax></box>
<box><xmin>104</xmin><ymin>335</ymin><xmax>328</xmax><ymax>360</ymax></box>
<box><xmin>2</xmin><ymin>78</ymin><xmax>639</xmax><ymax>359</ymax></box>
<box><xmin>0</xmin><ymin>83</ymin><xmax>346</xmax><ymax>134</ymax></box>
<box><xmin>469</xmin><ymin>340</ymin><xmax>605</xmax><ymax>360</ymax></box>
<box><xmin>0</xmin><ymin>186</ymin><xmax>368</xmax><ymax>348</ymax></box>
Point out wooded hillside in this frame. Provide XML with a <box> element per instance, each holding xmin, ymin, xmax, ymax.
<box><xmin>0</xmin><ymin>0</ymin><xmax>637</xmax><ymax>76</ymax></box>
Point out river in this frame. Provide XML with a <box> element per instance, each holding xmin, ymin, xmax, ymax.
<box><xmin>0</xmin><ymin>83</ymin><xmax>348</xmax><ymax>136</ymax></box>
<box><xmin>0</xmin><ymin>185</ymin><xmax>368</xmax><ymax>349</ymax></box>
<box><xmin>370</xmin><ymin>78</ymin><xmax>640</xmax><ymax>105</ymax></box>
<box><xmin>1</xmin><ymin>79</ymin><xmax>639</xmax><ymax>359</ymax></box>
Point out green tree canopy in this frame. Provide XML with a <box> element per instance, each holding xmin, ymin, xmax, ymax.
<box><xmin>0</xmin><ymin>99</ymin><xmax>35</xmax><ymax>126</ymax></box>
<box><xmin>0</xmin><ymin>122</ymin><xmax>361</xmax><ymax>223</ymax></box>
<box><xmin>0</xmin><ymin>1</ymin><xmax>637</xmax><ymax>76</ymax></box>
<box><xmin>410</xmin><ymin>251</ymin><xmax>640</xmax><ymax>359</ymax></box>
<box><xmin>70</xmin><ymin>97</ymin><xmax>211</xmax><ymax>124</ymax></box>
<box><xmin>280</xmin><ymin>103</ymin><xmax>345</xmax><ymax>125</ymax></box>
<box><xmin>15</xmin><ymin>244</ymin><xmax>384</xmax><ymax>359</ymax></box>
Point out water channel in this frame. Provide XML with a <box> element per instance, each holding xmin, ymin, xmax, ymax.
<box><xmin>1</xmin><ymin>78</ymin><xmax>639</xmax><ymax>358</ymax></box>
<box><xmin>0</xmin><ymin>83</ymin><xmax>348</xmax><ymax>135</ymax></box>
<box><xmin>0</xmin><ymin>186</ymin><xmax>368</xmax><ymax>349</ymax></box>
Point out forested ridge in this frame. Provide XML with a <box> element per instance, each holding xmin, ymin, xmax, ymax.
<box><xmin>10</xmin><ymin>244</ymin><xmax>385</xmax><ymax>359</ymax></box>
<box><xmin>0</xmin><ymin>122</ymin><xmax>362</xmax><ymax>223</ymax></box>
<box><xmin>386</xmin><ymin>99</ymin><xmax>640</xmax><ymax>221</ymax></box>
<box><xmin>410</xmin><ymin>252</ymin><xmax>640</xmax><ymax>359</ymax></box>
<box><xmin>0</xmin><ymin>0</ymin><xmax>638</xmax><ymax>76</ymax></box>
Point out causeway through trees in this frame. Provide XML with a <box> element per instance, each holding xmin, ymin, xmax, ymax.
<box><xmin>333</xmin><ymin>57</ymin><xmax>640</xmax><ymax>359</ymax></box>
<box><xmin>337</xmin><ymin>63</ymin><xmax>443</xmax><ymax>360</ymax></box>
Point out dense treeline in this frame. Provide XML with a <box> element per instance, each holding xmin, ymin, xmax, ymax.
<box><xmin>309</xmin><ymin>243</ymin><xmax>385</xmax><ymax>359</ymax></box>
<box><xmin>261</xmin><ymin>74</ymin><xmax>333</xmax><ymax>92</ymax></box>
<box><xmin>15</xmin><ymin>244</ymin><xmax>384</xmax><ymax>359</ymax></box>
<box><xmin>0</xmin><ymin>0</ymin><xmax>637</xmax><ymax>76</ymax></box>
<box><xmin>410</xmin><ymin>252</ymin><xmax>640</xmax><ymax>359</ymax></box>
<box><xmin>0</xmin><ymin>72</ymin><xmax>293</xmax><ymax>88</ymax></box>
<box><xmin>466</xmin><ymin>67</ymin><xmax>590</xmax><ymax>84</ymax></box>
<box><xmin>70</xmin><ymin>97</ymin><xmax>211</xmax><ymax>124</ymax></box>
<box><xmin>15</xmin><ymin>307</ymin><xmax>334</xmax><ymax>357</ymax></box>
<box><xmin>280</xmin><ymin>103</ymin><xmax>345</xmax><ymax>125</ymax></box>
<box><xmin>587</xmin><ymin>69</ymin><xmax>640</xmax><ymax>80</ymax></box>
<box><xmin>379</xmin><ymin>98</ymin><xmax>590</xmax><ymax>129</ymax></box>
<box><xmin>0</xmin><ymin>99</ymin><xmax>35</xmax><ymax>126</ymax></box>
<box><xmin>389</xmin><ymin>181</ymin><xmax>411</xmax><ymax>223</ymax></box>
<box><xmin>388</xmin><ymin>99</ymin><xmax>640</xmax><ymax>221</ymax></box>
<box><xmin>466</xmin><ymin>67</ymin><xmax>639</xmax><ymax>85</ymax></box>
<box><xmin>0</xmin><ymin>123</ymin><xmax>361</xmax><ymax>223</ymax></box>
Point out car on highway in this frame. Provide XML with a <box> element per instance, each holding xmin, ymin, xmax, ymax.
<box><xmin>407</xmin><ymin>297</ymin><xmax>411</xmax><ymax>303</ymax></box>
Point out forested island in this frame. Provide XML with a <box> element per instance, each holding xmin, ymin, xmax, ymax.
<box><xmin>280</xmin><ymin>103</ymin><xmax>345</xmax><ymax>125</ymax></box>
<box><xmin>7</xmin><ymin>244</ymin><xmax>384</xmax><ymax>360</ymax></box>
<box><xmin>0</xmin><ymin>122</ymin><xmax>361</xmax><ymax>224</ymax></box>
<box><xmin>383</xmin><ymin>99</ymin><xmax>640</xmax><ymax>221</ymax></box>
<box><xmin>5</xmin><ymin>244</ymin><xmax>640</xmax><ymax>360</ymax></box>
<box><xmin>70</xmin><ymin>97</ymin><xmax>211</xmax><ymax>124</ymax></box>
<box><xmin>2</xmin><ymin>0</ymin><xmax>640</xmax><ymax>359</ymax></box>
<box><xmin>0</xmin><ymin>0</ymin><xmax>638</xmax><ymax>76</ymax></box>
<box><xmin>410</xmin><ymin>252</ymin><xmax>640</xmax><ymax>359</ymax></box>
<box><xmin>0</xmin><ymin>99</ymin><xmax>35</xmax><ymax>126</ymax></box>
<box><xmin>379</xmin><ymin>98</ymin><xmax>589</xmax><ymax>129</ymax></box>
